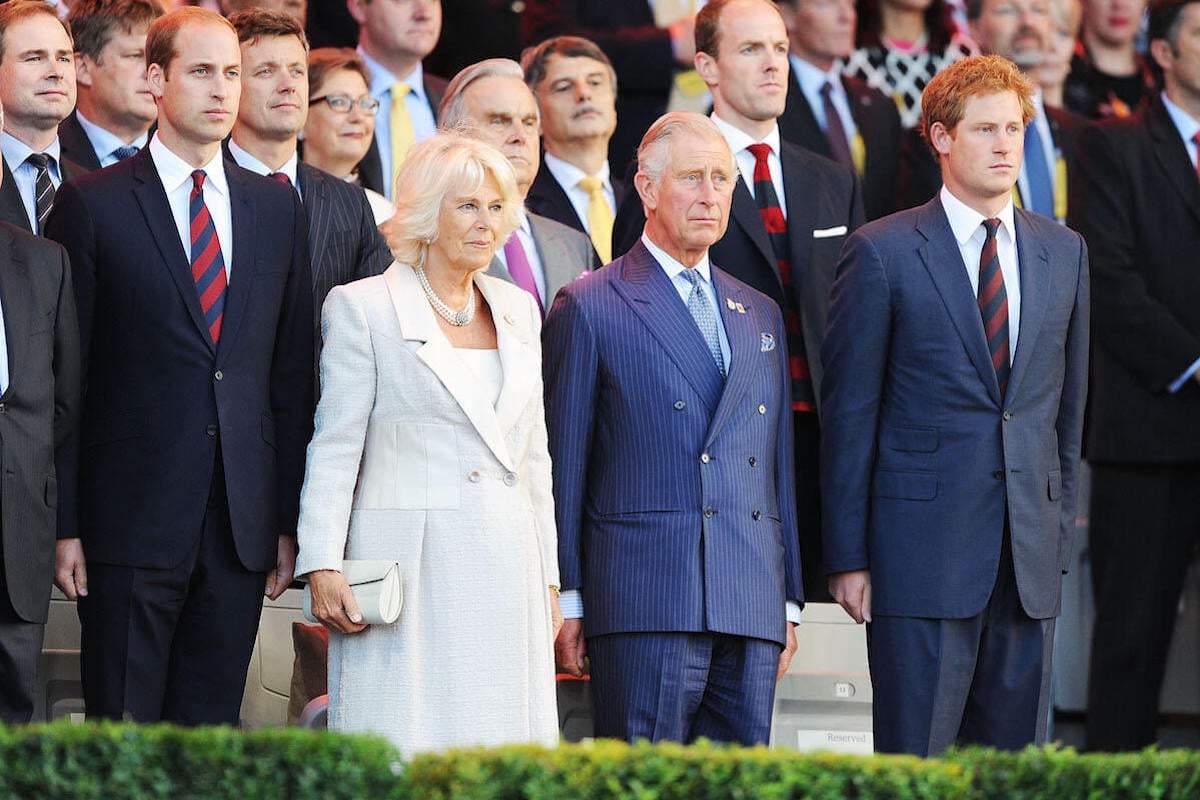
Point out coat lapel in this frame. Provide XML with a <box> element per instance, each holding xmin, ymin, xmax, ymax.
<box><xmin>730</xmin><ymin>178</ymin><xmax>779</xmax><ymax>281</ymax></box>
<box><xmin>478</xmin><ymin>277</ymin><xmax>538</xmax><ymax>436</ymax></box>
<box><xmin>131</xmin><ymin>151</ymin><xmax>215</xmax><ymax>354</ymax></box>
<box><xmin>0</xmin><ymin>226</ymin><xmax>30</xmax><ymax>399</ymax></box>
<box><xmin>915</xmin><ymin>197</ymin><xmax>1002</xmax><ymax>404</ymax></box>
<box><xmin>383</xmin><ymin>264</ymin><xmax>516</xmax><ymax>470</ymax></box>
<box><xmin>704</xmin><ymin>268</ymin><xmax>755</xmax><ymax>442</ymax></box>
<box><xmin>1006</xmin><ymin>211</ymin><xmax>1049</xmax><ymax>400</ymax></box>
<box><xmin>299</xmin><ymin>165</ymin><xmax>333</xmax><ymax>286</ymax></box>
<box><xmin>1148</xmin><ymin>102</ymin><xmax>1200</xmax><ymax>228</ymax></box>
<box><xmin>781</xmin><ymin>147</ymin><xmax>817</xmax><ymax>284</ymax></box>
<box><xmin>215</xmin><ymin>162</ymin><xmax>257</xmax><ymax>362</ymax></box>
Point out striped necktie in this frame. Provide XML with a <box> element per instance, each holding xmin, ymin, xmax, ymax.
<box><xmin>189</xmin><ymin>170</ymin><xmax>228</xmax><ymax>344</ymax></box>
<box><xmin>978</xmin><ymin>218</ymin><xmax>1010</xmax><ymax>396</ymax></box>
<box><xmin>25</xmin><ymin>152</ymin><xmax>55</xmax><ymax>234</ymax></box>
<box><xmin>746</xmin><ymin>143</ymin><xmax>815</xmax><ymax>412</ymax></box>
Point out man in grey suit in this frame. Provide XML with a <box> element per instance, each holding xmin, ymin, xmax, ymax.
<box><xmin>226</xmin><ymin>9</ymin><xmax>391</xmax><ymax>365</ymax></box>
<box><xmin>0</xmin><ymin>102</ymin><xmax>81</xmax><ymax>721</ymax></box>
<box><xmin>821</xmin><ymin>55</ymin><xmax>1088</xmax><ymax>755</ymax></box>
<box><xmin>439</xmin><ymin>58</ymin><xmax>599</xmax><ymax>315</ymax></box>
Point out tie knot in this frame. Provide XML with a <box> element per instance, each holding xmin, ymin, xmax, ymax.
<box><xmin>392</xmin><ymin>82</ymin><xmax>411</xmax><ymax>100</ymax></box>
<box><xmin>191</xmin><ymin>170</ymin><xmax>207</xmax><ymax>191</ymax></box>
<box><xmin>25</xmin><ymin>152</ymin><xmax>51</xmax><ymax>171</ymax></box>
<box><xmin>680</xmin><ymin>267</ymin><xmax>703</xmax><ymax>287</ymax></box>
<box><xmin>820</xmin><ymin>81</ymin><xmax>834</xmax><ymax>98</ymax></box>
<box><xmin>578</xmin><ymin>175</ymin><xmax>603</xmax><ymax>194</ymax></box>
<box><xmin>982</xmin><ymin>217</ymin><xmax>1000</xmax><ymax>239</ymax></box>
<box><xmin>269</xmin><ymin>171</ymin><xmax>292</xmax><ymax>187</ymax></box>
<box><xmin>1194</xmin><ymin>131</ymin><xmax>1200</xmax><ymax>147</ymax></box>
<box><xmin>746</xmin><ymin>143</ymin><xmax>772</xmax><ymax>166</ymax></box>
<box><xmin>111</xmin><ymin>145</ymin><xmax>139</xmax><ymax>161</ymax></box>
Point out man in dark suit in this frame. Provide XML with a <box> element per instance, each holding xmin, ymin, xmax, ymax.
<box><xmin>46</xmin><ymin>7</ymin><xmax>313</xmax><ymax>725</ymax></box>
<box><xmin>896</xmin><ymin>0</ymin><xmax>1086</xmax><ymax>217</ymax></box>
<box><xmin>0</xmin><ymin>2</ymin><xmax>85</xmax><ymax>234</ymax></box>
<box><xmin>613</xmin><ymin>0</ymin><xmax>863</xmax><ymax>601</ymax></box>
<box><xmin>226</xmin><ymin>9</ymin><xmax>390</xmax><ymax>362</ymax></box>
<box><xmin>60</xmin><ymin>0</ymin><xmax>163</xmax><ymax>173</ymax></box>
<box><xmin>1071</xmin><ymin>0</ymin><xmax>1200</xmax><ymax>753</ymax></box>
<box><xmin>348</xmin><ymin>0</ymin><xmax>445</xmax><ymax>198</ymax></box>
<box><xmin>775</xmin><ymin>0</ymin><xmax>901</xmax><ymax>221</ymax></box>
<box><xmin>521</xmin><ymin>0</ymin><xmax>698</xmax><ymax>176</ymax></box>
<box><xmin>522</xmin><ymin>36</ymin><xmax>624</xmax><ymax>265</ymax></box>
<box><xmin>822</xmin><ymin>55</ymin><xmax>1089</xmax><ymax>756</ymax></box>
<box><xmin>0</xmin><ymin>101</ymin><xmax>81</xmax><ymax>721</ymax></box>
<box><xmin>544</xmin><ymin>111</ymin><xmax>803</xmax><ymax>745</ymax></box>
<box><xmin>439</xmin><ymin>58</ymin><xmax>598</xmax><ymax>313</ymax></box>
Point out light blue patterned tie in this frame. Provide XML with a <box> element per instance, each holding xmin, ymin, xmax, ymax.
<box><xmin>1023</xmin><ymin>121</ymin><xmax>1055</xmax><ymax>218</ymax></box>
<box><xmin>680</xmin><ymin>267</ymin><xmax>725</xmax><ymax>376</ymax></box>
<box><xmin>110</xmin><ymin>145</ymin><xmax>139</xmax><ymax>162</ymax></box>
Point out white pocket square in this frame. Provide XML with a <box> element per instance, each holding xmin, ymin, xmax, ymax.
<box><xmin>813</xmin><ymin>225</ymin><xmax>848</xmax><ymax>239</ymax></box>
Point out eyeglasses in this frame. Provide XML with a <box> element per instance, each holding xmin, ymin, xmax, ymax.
<box><xmin>310</xmin><ymin>94</ymin><xmax>381</xmax><ymax>114</ymax></box>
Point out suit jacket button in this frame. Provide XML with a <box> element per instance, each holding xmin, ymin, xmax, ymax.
<box><xmin>1002</xmin><ymin>411</ymin><xmax>1011</xmax><ymax>421</ymax></box>
<box><xmin>674</xmin><ymin>400</ymin><xmax>685</xmax><ymax>410</ymax></box>
<box><xmin>703</xmin><ymin>507</ymin><xmax>714</xmax><ymax>518</ymax></box>
<box><xmin>214</xmin><ymin>370</ymin><xmax>223</xmax><ymax>381</ymax></box>
<box><xmin>748</xmin><ymin>456</ymin><xmax>757</xmax><ymax>467</ymax></box>
<box><xmin>700</xmin><ymin>453</ymin><xmax>710</xmax><ymax>464</ymax></box>
<box><xmin>752</xmin><ymin>510</ymin><xmax>762</xmax><ymax>521</ymax></box>
<box><xmin>993</xmin><ymin>470</ymin><xmax>1004</xmax><ymax>480</ymax></box>
<box><xmin>758</xmin><ymin>404</ymin><xmax>766</xmax><ymax>414</ymax></box>
<box><xmin>468</xmin><ymin>470</ymin><xmax>481</xmax><ymax>483</ymax></box>
<box><xmin>205</xmin><ymin>424</ymin><xmax>217</xmax><ymax>436</ymax></box>
<box><xmin>503</xmin><ymin>472</ymin><xmax>518</xmax><ymax>486</ymax></box>
<box><xmin>0</xmin><ymin>403</ymin><xmax>6</xmax><ymax>413</ymax></box>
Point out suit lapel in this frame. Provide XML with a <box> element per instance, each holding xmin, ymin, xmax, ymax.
<box><xmin>0</xmin><ymin>226</ymin><xmax>30</xmax><ymax>399</ymax></box>
<box><xmin>704</xmin><ymin>269</ymin><xmax>755</xmax><ymax>442</ymax></box>
<box><xmin>215</xmin><ymin>162</ymin><xmax>257</xmax><ymax>361</ymax></box>
<box><xmin>781</xmin><ymin>146</ymin><xmax>816</xmax><ymax>285</ymax></box>
<box><xmin>915</xmin><ymin>198</ymin><xmax>1002</xmax><ymax>403</ymax></box>
<box><xmin>383</xmin><ymin>264</ymin><xmax>516</xmax><ymax>470</ymax></box>
<box><xmin>730</xmin><ymin>178</ymin><xmax>778</xmax><ymax>280</ymax></box>
<box><xmin>611</xmin><ymin>242</ymin><xmax>725</xmax><ymax>408</ymax></box>
<box><xmin>1006</xmin><ymin>211</ymin><xmax>1050</xmax><ymax>400</ymax></box>
<box><xmin>131</xmin><ymin>151</ymin><xmax>215</xmax><ymax>354</ymax></box>
<box><xmin>0</xmin><ymin>159</ymin><xmax>32</xmax><ymax>233</ymax></box>
<box><xmin>1148</xmin><ymin>102</ymin><xmax>1200</xmax><ymax>227</ymax></box>
<box><xmin>529</xmin><ymin>214</ymin><xmax>576</xmax><ymax>305</ymax></box>
<box><xmin>299</xmin><ymin>165</ymin><xmax>332</xmax><ymax>287</ymax></box>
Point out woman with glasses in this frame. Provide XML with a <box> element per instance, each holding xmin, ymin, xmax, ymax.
<box><xmin>301</xmin><ymin>48</ymin><xmax>394</xmax><ymax>224</ymax></box>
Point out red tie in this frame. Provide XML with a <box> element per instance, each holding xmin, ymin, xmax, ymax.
<box><xmin>269</xmin><ymin>171</ymin><xmax>293</xmax><ymax>188</ymax></box>
<box><xmin>746</xmin><ymin>143</ymin><xmax>814</xmax><ymax>412</ymax></box>
<box><xmin>1193</xmin><ymin>132</ymin><xmax>1200</xmax><ymax>184</ymax></box>
<box><xmin>978</xmin><ymin>218</ymin><xmax>1010</xmax><ymax>397</ymax></box>
<box><xmin>190</xmin><ymin>170</ymin><xmax>228</xmax><ymax>344</ymax></box>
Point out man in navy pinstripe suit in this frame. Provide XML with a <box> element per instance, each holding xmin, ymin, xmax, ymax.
<box><xmin>543</xmin><ymin>111</ymin><xmax>804</xmax><ymax>745</ymax></box>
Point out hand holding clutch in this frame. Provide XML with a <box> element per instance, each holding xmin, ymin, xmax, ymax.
<box><xmin>303</xmin><ymin>561</ymin><xmax>403</xmax><ymax>632</ymax></box>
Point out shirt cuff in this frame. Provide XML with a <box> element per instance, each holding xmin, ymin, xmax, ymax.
<box><xmin>1169</xmin><ymin>357</ymin><xmax>1200</xmax><ymax>393</ymax></box>
<box><xmin>786</xmin><ymin>600</ymin><xmax>802</xmax><ymax>625</ymax></box>
<box><xmin>559</xmin><ymin>589</ymin><xmax>583</xmax><ymax>619</ymax></box>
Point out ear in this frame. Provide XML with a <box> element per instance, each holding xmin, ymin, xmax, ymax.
<box><xmin>75</xmin><ymin>53</ymin><xmax>95</xmax><ymax>90</ymax></box>
<box><xmin>929</xmin><ymin>121</ymin><xmax>954</xmax><ymax>157</ymax></box>
<box><xmin>694</xmin><ymin>50</ymin><xmax>718</xmax><ymax>87</ymax></box>
<box><xmin>634</xmin><ymin>170</ymin><xmax>658</xmax><ymax>213</ymax></box>
<box><xmin>346</xmin><ymin>0</ymin><xmax>368</xmax><ymax>26</ymax></box>
<box><xmin>147</xmin><ymin>62</ymin><xmax>165</xmax><ymax>100</ymax></box>
<box><xmin>1149</xmin><ymin>38</ymin><xmax>1174</xmax><ymax>75</ymax></box>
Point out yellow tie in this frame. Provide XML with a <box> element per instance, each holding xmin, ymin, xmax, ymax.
<box><xmin>389</xmin><ymin>82</ymin><xmax>414</xmax><ymax>193</ymax></box>
<box><xmin>578</xmin><ymin>175</ymin><xmax>612</xmax><ymax>264</ymax></box>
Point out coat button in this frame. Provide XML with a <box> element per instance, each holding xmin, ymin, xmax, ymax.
<box><xmin>503</xmin><ymin>472</ymin><xmax>518</xmax><ymax>486</ymax></box>
<box><xmin>1002</xmin><ymin>411</ymin><xmax>1011</xmax><ymax>421</ymax></box>
<box><xmin>214</xmin><ymin>370</ymin><xmax>223</xmax><ymax>381</ymax></box>
<box><xmin>700</xmin><ymin>453</ymin><xmax>710</xmax><ymax>464</ymax></box>
<box><xmin>703</xmin><ymin>507</ymin><xmax>714</xmax><ymax>519</ymax></box>
<box><xmin>993</xmin><ymin>470</ymin><xmax>1004</xmax><ymax>480</ymax></box>
<box><xmin>748</xmin><ymin>456</ymin><xmax>757</xmax><ymax>467</ymax></box>
<box><xmin>758</xmin><ymin>404</ymin><xmax>766</xmax><ymax>414</ymax></box>
<box><xmin>674</xmin><ymin>400</ymin><xmax>686</xmax><ymax>410</ymax></box>
<box><xmin>468</xmin><ymin>471</ymin><xmax>481</xmax><ymax>483</ymax></box>
<box><xmin>205</xmin><ymin>424</ymin><xmax>217</xmax><ymax>436</ymax></box>
<box><xmin>0</xmin><ymin>403</ymin><xmax>6</xmax><ymax>413</ymax></box>
<box><xmin>752</xmin><ymin>510</ymin><xmax>762</xmax><ymax>521</ymax></box>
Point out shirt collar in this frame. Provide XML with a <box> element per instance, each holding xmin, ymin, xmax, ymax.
<box><xmin>2</xmin><ymin>131</ymin><xmax>62</xmax><ymax>174</ymax></box>
<box><xmin>710</xmin><ymin>113</ymin><xmax>781</xmax><ymax>160</ymax></box>
<box><xmin>543</xmin><ymin>151</ymin><xmax>611</xmax><ymax>191</ymax></box>
<box><xmin>149</xmin><ymin>132</ymin><xmax>228</xmax><ymax>198</ymax></box>
<box><xmin>357</xmin><ymin>46</ymin><xmax>427</xmax><ymax>103</ymax></box>
<box><xmin>790</xmin><ymin>54</ymin><xmax>843</xmax><ymax>99</ymax></box>
<box><xmin>1162</xmin><ymin>91</ymin><xmax>1200</xmax><ymax>149</ymax></box>
<box><xmin>227</xmin><ymin>138</ymin><xmax>299</xmax><ymax>183</ymax></box>
<box><xmin>75</xmin><ymin>110</ymin><xmax>148</xmax><ymax>159</ymax></box>
<box><xmin>641</xmin><ymin>232</ymin><xmax>714</xmax><ymax>284</ymax></box>
<box><xmin>940</xmin><ymin>185</ymin><xmax>1015</xmax><ymax>246</ymax></box>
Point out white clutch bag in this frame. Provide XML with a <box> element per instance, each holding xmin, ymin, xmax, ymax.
<box><xmin>302</xmin><ymin>560</ymin><xmax>403</xmax><ymax>626</ymax></box>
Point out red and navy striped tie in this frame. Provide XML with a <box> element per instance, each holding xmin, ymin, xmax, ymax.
<box><xmin>747</xmin><ymin>143</ymin><xmax>815</xmax><ymax>412</ymax></box>
<box><xmin>189</xmin><ymin>170</ymin><xmax>227</xmax><ymax>344</ymax></box>
<box><xmin>978</xmin><ymin>218</ymin><xmax>1009</xmax><ymax>396</ymax></box>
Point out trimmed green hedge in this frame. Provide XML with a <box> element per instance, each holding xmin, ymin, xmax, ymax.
<box><xmin>1</xmin><ymin>722</ymin><xmax>1199</xmax><ymax>799</ymax></box>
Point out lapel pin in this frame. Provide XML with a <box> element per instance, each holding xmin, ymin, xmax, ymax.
<box><xmin>502</xmin><ymin>312</ymin><xmax>517</xmax><ymax>326</ymax></box>
<box><xmin>761</xmin><ymin>333</ymin><xmax>776</xmax><ymax>352</ymax></box>
<box><xmin>725</xmin><ymin>297</ymin><xmax>737</xmax><ymax>311</ymax></box>
<box><xmin>735</xmin><ymin>302</ymin><xmax>746</xmax><ymax>314</ymax></box>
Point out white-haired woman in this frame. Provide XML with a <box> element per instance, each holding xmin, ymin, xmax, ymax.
<box><xmin>295</xmin><ymin>132</ymin><xmax>562</xmax><ymax>755</ymax></box>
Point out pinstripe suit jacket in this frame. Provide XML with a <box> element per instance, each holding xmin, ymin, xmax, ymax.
<box><xmin>543</xmin><ymin>241</ymin><xmax>803</xmax><ymax>646</ymax></box>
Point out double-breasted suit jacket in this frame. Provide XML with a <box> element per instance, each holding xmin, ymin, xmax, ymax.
<box><xmin>543</xmin><ymin>240</ymin><xmax>803</xmax><ymax>646</ymax></box>
<box><xmin>295</xmin><ymin>263</ymin><xmax>559</xmax><ymax>753</ymax></box>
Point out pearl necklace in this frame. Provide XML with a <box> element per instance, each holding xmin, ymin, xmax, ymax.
<box><xmin>416</xmin><ymin>266</ymin><xmax>476</xmax><ymax>326</ymax></box>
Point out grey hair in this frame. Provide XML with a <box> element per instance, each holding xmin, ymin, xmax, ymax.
<box><xmin>636</xmin><ymin>111</ymin><xmax>731</xmax><ymax>184</ymax></box>
<box><xmin>438</xmin><ymin>57</ymin><xmax>529</xmax><ymax>129</ymax></box>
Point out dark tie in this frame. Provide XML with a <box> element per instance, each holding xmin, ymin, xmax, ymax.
<box><xmin>25</xmin><ymin>152</ymin><xmax>55</xmax><ymax>234</ymax></box>
<box><xmin>820</xmin><ymin>82</ymin><xmax>855</xmax><ymax>173</ymax></box>
<box><xmin>1193</xmin><ymin>132</ymin><xmax>1200</xmax><ymax>184</ymax></box>
<box><xmin>503</xmin><ymin>235</ymin><xmax>544</xmax><ymax>317</ymax></box>
<box><xmin>1023</xmin><ymin>121</ymin><xmax>1055</xmax><ymax>218</ymax></box>
<box><xmin>746</xmin><ymin>143</ymin><xmax>814</xmax><ymax>412</ymax></box>
<box><xmin>110</xmin><ymin>145</ymin><xmax>139</xmax><ymax>162</ymax></box>
<box><xmin>978</xmin><ymin>218</ymin><xmax>1010</xmax><ymax>396</ymax></box>
<box><xmin>269</xmin><ymin>171</ymin><xmax>292</xmax><ymax>187</ymax></box>
<box><xmin>190</xmin><ymin>170</ymin><xmax>228</xmax><ymax>344</ymax></box>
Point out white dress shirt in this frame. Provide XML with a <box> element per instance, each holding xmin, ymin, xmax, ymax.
<box><xmin>542</xmin><ymin>152</ymin><xmax>616</xmax><ymax>235</ymax></box>
<box><xmin>149</xmin><ymin>133</ymin><xmax>233</xmax><ymax>279</ymax></box>
<box><xmin>227</xmin><ymin>140</ymin><xmax>302</xmax><ymax>202</ymax></box>
<box><xmin>940</xmin><ymin>186</ymin><xmax>1020</xmax><ymax>364</ymax></box>
<box><xmin>494</xmin><ymin>213</ymin><xmax>548</xmax><ymax>304</ymax></box>
<box><xmin>75</xmin><ymin>110</ymin><xmax>149</xmax><ymax>168</ymax></box>
<box><xmin>358</xmin><ymin>48</ymin><xmax>438</xmax><ymax>200</ymax></box>
<box><xmin>711</xmin><ymin>113</ymin><xmax>787</xmax><ymax>218</ymax></box>
<box><xmin>1</xmin><ymin>132</ymin><xmax>64</xmax><ymax>232</ymax></box>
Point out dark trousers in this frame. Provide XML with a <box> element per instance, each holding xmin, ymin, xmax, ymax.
<box><xmin>587</xmin><ymin>631</ymin><xmax>780</xmax><ymax>745</ymax></box>
<box><xmin>794</xmin><ymin>411</ymin><xmax>829</xmax><ymax>602</ymax></box>
<box><xmin>1086</xmin><ymin>462</ymin><xmax>1200</xmax><ymax>751</ymax></box>
<box><xmin>79</xmin><ymin>468</ymin><xmax>266</xmax><ymax>725</ymax></box>
<box><xmin>868</xmin><ymin>535</ymin><xmax>1053</xmax><ymax>756</ymax></box>
<box><xmin>0</xmin><ymin>562</ymin><xmax>43</xmax><ymax>723</ymax></box>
